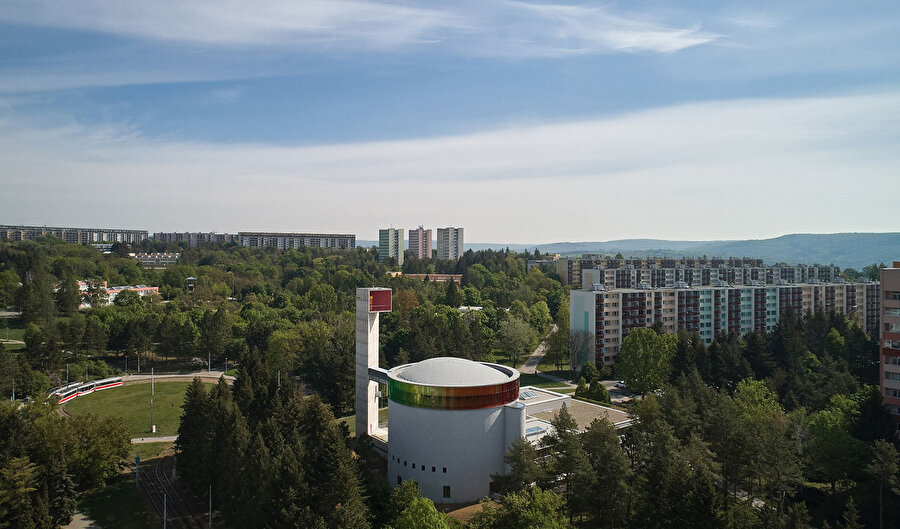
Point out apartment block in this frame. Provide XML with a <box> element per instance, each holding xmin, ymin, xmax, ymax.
<box><xmin>571</xmin><ymin>280</ymin><xmax>880</xmax><ymax>368</ymax></box>
<box><xmin>436</xmin><ymin>227</ymin><xmax>464</xmax><ymax>261</ymax></box>
<box><xmin>378</xmin><ymin>228</ymin><xmax>404</xmax><ymax>267</ymax></box>
<box><xmin>881</xmin><ymin>262</ymin><xmax>900</xmax><ymax>430</ymax></box>
<box><xmin>1</xmin><ymin>224</ymin><xmax>148</xmax><ymax>244</ymax></box>
<box><xmin>559</xmin><ymin>256</ymin><xmax>839</xmax><ymax>289</ymax></box>
<box><xmin>408</xmin><ymin>226</ymin><xmax>432</xmax><ymax>259</ymax></box>
<box><xmin>152</xmin><ymin>231</ymin><xmax>238</xmax><ymax>246</ymax></box>
<box><xmin>238</xmin><ymin>232</ymin><xmax>356</xmax><ymax>250</ymax></box>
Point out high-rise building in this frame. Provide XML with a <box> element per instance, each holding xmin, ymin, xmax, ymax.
<box><xmin>571</xmin><ymin>279</ymin><xmax>880</xmax><ymax>368</ymax></box>
<box><xmin>436</xmin><ymin>227</ymin><xmax>464</xmax><ymax>261</ymax></box>
<box><xmin>408</xmin><ymin>226</ymin><xmax>432</xmax><ymax>259</ymax></box>
<box><xmin>880</xmin><ymin>262</ymin><xmax>900</xmax><ymax>432</ymax></box>
<box><xmin>379</xmin><ymin>228</ymin><xmax>404</xmax><ymax>267</ymax></box>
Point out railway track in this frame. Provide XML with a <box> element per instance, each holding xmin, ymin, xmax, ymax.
<box><xmin>138</xmin><ymin>454</ymin><xmax>205</xmax><ymax>529</ymax></box>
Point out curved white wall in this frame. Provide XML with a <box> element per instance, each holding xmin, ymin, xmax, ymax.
<box><xmin>388</xmin><ymin>401</ymin><xmax>513</xmax><ymax>503</ymax></box>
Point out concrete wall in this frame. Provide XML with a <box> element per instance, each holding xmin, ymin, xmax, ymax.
<box><xmin>388</xmin><ymin>401</ymin><xmax>510</xmax><ymax>503</ymax></box>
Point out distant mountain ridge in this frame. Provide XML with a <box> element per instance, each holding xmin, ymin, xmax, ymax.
<box><xmin>362</xmin><ymin>233</ymin><xmax>900</xmax><ymax>270</ymax></box>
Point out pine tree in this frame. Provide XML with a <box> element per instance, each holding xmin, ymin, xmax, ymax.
<box><xmin>297</xmin><ymin>395</ymin><xmax>369</xmax><ymax>528</ymax></box>
<box><xmin>45</xmin><ymin>460</ymin><xmax>76</xmax><ymax>526</ymax></box>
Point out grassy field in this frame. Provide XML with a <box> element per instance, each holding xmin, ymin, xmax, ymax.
<box><xmin>132</xmin><ymin>441</ymin><xmax>174</xmax><ymax>460</ymax></box>
<box><xmin>65</xmin><ymin>381</ymin><xmax>210</xmax><ymax>437</ymax></box>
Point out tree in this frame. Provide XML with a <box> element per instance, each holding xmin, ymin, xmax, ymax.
<box><xmin>55</xmin><ymin>275</ymin><xmax>82</xmax><ymax>315</ymax></box>
<box><xmin>806</xmin><ymin>398</ymin><xmax>866</xmax><ymax>492</ymax></box>
<box><xmin>545</xmin><ymin>406</ymin><xmax>591</xmax><ymax>520</ymax></box>
<box><xmin>84</xmin><ymin>279</ymin><xmax>109</xmax><ymax>308</ymax></box>
<box><xmin>544</xmin><ymin>327</ymin><xmax>569</xmax><ymax>372</ymax></box>
<box><xmin>581</xmin><ymin>418</ymin><xmax>630</xmax><ymax>527</ymax></box>
<box><xmin>0</xmin><ymin>456</ymin><xmax>40</xmax><ymax>526</ymax></box>
<box><xmin>528</xmin><ymin>301</ymin><xmax>552</xmax><ymax>334</ymax></box>
<box><xmin>568</xmin><ymin>329</ymin><xmax>593</xmax><ymax>376</ymax></box>
<box><xmin>201</xmin><ymin>307</ymin><xmax>233</xmax><ymax>364</ymax></box>
<box><xmin>393</xmin><ymin>496</ymin><xmax>452</xmax><ymax>529</ymax></box>
<box><xmin>867</xmin><ymin>439</ymin><xmax>898</xmax><ymax>529</ymax></box>
<box><xmin>492</xmin><ymin>437</ymin><xmax>544</xmax><ymax>494</ymax></box>
<box><xmin>444</xmin><ymin>280</ymin><xmax>463</xmax><ymax>308</ymax></box>
<box><xmin>112</xmin><ymin>288</ymin><xmax>142</xmax><ymax>307</ymax></box>
<box><xmin>497</xmin><ymin>317</ymin><xmax>534</xmax><ymax>367</ymax></box>
<box><xmin>616</xmin><ymin>328</ymin><xmax>676</xmax><ymax>394</ymax></box>
<box><xmin>16</xmin><ymin>270</ymin><xmax>54</xmax><ymax>324</ymax></box>
<box><xmin>0</xmin><ymin>268</ymin><xmax>20</xmax><ymax>308</ymax></box>
<box><xmin>468</xmin><ymin>487</ymin><xmax>573</xmax><ymax>529</ymax></box>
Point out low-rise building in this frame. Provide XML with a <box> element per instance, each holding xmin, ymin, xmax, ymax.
<box><xmin>132</xmin><ymin>252</ymin><xmax>180</xmax><ymax>269</ymax></box>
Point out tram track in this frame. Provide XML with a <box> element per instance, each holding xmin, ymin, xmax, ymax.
<box><xmin>138</xmin><ymin>454</ymin><xmax>205</xmax><ymax>529</ymax></box>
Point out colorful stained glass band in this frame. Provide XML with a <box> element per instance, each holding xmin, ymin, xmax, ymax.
<box><xmin>388</xmin><ymin>367</ymin><xmax>519</xmax><ymax>410</ymax></box>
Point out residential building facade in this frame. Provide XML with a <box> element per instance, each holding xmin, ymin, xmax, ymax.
<box><xmin>557</xmin><ymin>256</ymin><xmax>840</xmax><ymax>289</ymax></box>
<box><xmin>436</xmin><ymin>227</ymin><xmax>464</xmax><ymax>261</ymax></box>
<box><xmin>408</xmin><ymin>226</ymin><xmax>432</xmax><ymax>259</ymax></box>
<box><xmin>238</xmin><ymin>232</ymin><xmax>356</xmax><ymax>250</ymax></box>
<box><xmin>881</xmin><ymin>262</ymin><xmax>900</xmax><ymax>430</ymax></box>
<box><xmin>1</xmin><ymin>224</ymin><xmax>148</xmax><ymax>244</ymax></box>
<box><xmin>152</xmin><ymin>232</ymin><xmax>238</xmax><ymax>246</ymax></box>
<box><xmin>379</xmin><ymin>228</ymin><xmax>404</xmax><ymax>267</ymax></box>
<box><xmin>571</xmin><ymin>280</ymin><xmax>880</xmax><ymax>368</ymax></box>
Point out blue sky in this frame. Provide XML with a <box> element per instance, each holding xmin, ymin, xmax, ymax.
<box><xmin>1</xmin><ymin>1</ymin><xmax>898</xmax><ymax>243</ymax></box>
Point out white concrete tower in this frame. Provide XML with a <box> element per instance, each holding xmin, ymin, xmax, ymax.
<box><xmin>356</xmin><ymin>287</ymin><xmax>392</xmax><ymax>438</ymax></box>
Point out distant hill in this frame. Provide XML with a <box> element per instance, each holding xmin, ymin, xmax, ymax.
<box><xmin>528</xmin><ymin>233</ymin><xmax>900</xmax><ymax>270</ymax></box>
<box><xmin>361</xmin><ymin>233</ymin><xmax>900</xmax><ymax>270</ymax></box>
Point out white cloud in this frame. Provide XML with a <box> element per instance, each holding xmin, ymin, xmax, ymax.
<box><xmin>0</xmin><ymin>0</ymin><xmax>716</xmax><ymax>56</ymax></box>
<box><xmin>1</xmin><ymin>92</ymin><xmax>898</xmax><ymax>241</ymax></box>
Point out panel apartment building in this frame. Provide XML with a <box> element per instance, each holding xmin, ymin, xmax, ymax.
<box><xmin>436</xmin><ymin>227</ymin><xmax>464</xmax><ymax>261</ymax></box>
<box><xmin>238</xmin><ymin>232</ymin><xmax>356</xmax><ymax>250</ymax></box>
<box><xmin>408</xmin><ymin>226</ymin><xmax>432</xmax><ymax>259</ymax></box>
<box><xmin>378</xmin><ymin>228</ymin><xmax>404</xmax><ymax>266</ymax></box>
<box><xmin>557</xmin><ymin>255</ymin><xmax>840</xmax><ymax>289</ymax></box>
<box><xmin>571</xmin><ymin>280</ymin><xmax>880</xmax><ymax>368</ymax></box>
<box><xmin>1</xmin><ymin>224</ymin><xmax>148</xmax><ymax>244</ymax></box>
<box><xmin>881</xmin><ymin>262</ymin><xmax>900</xmax><ymax>430</ymax></box>
<box><xmin>153</xmin><ymin>231</ymin><xmax>238</xmax><ymax>246</ymax></box>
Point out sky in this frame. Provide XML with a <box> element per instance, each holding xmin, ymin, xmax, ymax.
<box><xmin>1</xmin><ymin>0</ymin><xmax>899</xmax><ymax>244</ymax></box>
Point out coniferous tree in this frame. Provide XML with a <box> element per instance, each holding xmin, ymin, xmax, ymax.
<box><xmin>297</xmin><ymin>395</ymin><xmax>369</xmax><ymax>529</ymax></box>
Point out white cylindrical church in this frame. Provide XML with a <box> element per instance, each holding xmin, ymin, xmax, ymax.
<box><xmin>386</xmin><ymin>357</ymin><xmax>523</xmax><ymax>503</ymax></box>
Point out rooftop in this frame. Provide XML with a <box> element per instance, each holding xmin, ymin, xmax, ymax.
<box><xmin>394</xmin><ymin>357</ymin><xmax>514</xmax><ymax>386</ymax></box>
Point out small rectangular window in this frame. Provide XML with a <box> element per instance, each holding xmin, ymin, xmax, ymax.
<box><xmin>443</xmin><ymin>467</ymin><xmax>447</xmax><ymax>473</ymax></box>
<box><xmin>397</xmin><ymin>476</ymin><xmax>402</xmax><ymax>485</ymax></box>
<box><xmin>432</xmin><ymin>467</ymin><xmax>436</xmax><ymax>472</ymax></box>
<box><xmin>443</xmin><ymin>486</ymin><xmax>451</xmax><ymax>499</ymax></box>
<box><xmin>404</xmin><ymin>461</ymin><xmax>407</xmax><ymax>467</ymax></box>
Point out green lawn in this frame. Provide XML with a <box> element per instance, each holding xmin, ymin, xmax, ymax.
<box><xmin>79</xmin><ymin>473</ymin><xmax>156</xmax><ymax>529</ymax></box>
<box><xmin>131</xmin><ymin>441</ymin><xmax>174</xmax><ymax>460</ymax></box>
<box><xmin>65</xmin><ymin>381</ymin><xmax>210</xmax><ymax>437</ymax></box>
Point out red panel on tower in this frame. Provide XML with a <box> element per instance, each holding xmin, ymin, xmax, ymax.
<box><xmin>369</xmin><ymin>289</ymin><xmax>392</xmax><ymax>312</ymax></box>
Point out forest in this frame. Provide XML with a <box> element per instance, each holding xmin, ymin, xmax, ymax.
<box><xmin>0</xmin><ymin>237</ymin><xmax>897</xmax><ymax>528</ymax></box>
